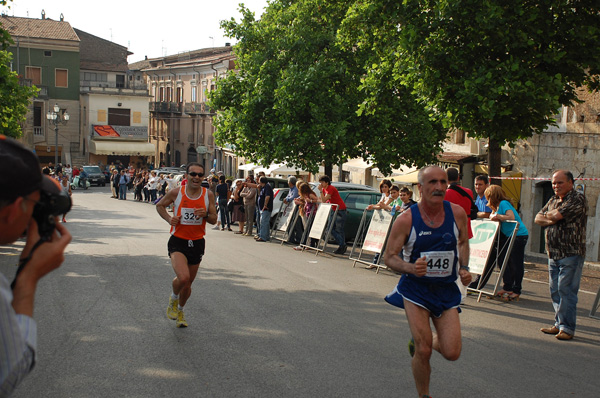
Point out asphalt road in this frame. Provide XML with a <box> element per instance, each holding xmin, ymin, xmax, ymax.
<box><xmin>1</xmin><ymin>187</ymin><xmax>599</xmax><ymax>397</ymax></box>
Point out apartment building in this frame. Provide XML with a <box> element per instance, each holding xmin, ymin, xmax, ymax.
<box><xmin>140</xmin><ymin>46</ymin><xmax>237</xmax><ymax>173</ymax></box>
<box><xmin>75</xmin><ymin>28</ymin><xmax>152</xmax><ymax>169</ymax></box>
<box><xmin>3</xmin><ymin>13</ymin><xmax>80</xmax><ymax>165</ymax></box>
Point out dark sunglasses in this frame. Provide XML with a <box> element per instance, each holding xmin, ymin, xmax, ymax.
<box><xmin>187</xmin><ymin>172</ymin><xmax>204</xmax><ymax>177</ymax></box>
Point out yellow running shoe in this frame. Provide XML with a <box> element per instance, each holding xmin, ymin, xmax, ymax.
<box><xmin>176</xmin><ymin>309</ymin><xmax>188</xmax><ymax>328</ymax></box>
<box><xmin>167</xmin><ymin>296</ymin><xmax>179</xmax><ymax>320</ymax></box>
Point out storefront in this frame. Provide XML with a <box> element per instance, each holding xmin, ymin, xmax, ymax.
<box><xmin>88</xmin><ymin>125</ymin><xmax>155</xmax><ymax>168</ymax></box>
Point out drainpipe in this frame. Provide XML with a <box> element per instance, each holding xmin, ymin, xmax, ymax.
<box><xmin>210</xmin><ymin>63</ymin><xmax>220</xmax><ymax>172</ymax></box>
<box><xmin>169</xmin><ymin>68</ymin><xmax>177</xmax><ymax>166</ymax></box>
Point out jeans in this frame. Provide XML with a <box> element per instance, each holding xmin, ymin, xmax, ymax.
<box><xmin>548</xmin><ymin>255</ymin><xmax>584</xmax><ymax>335</ymax></box>
<box><xmin>150</xmin><ymin>189</ymin><xmax>158</xmax><ymax>203</ymax></box>
<box><xmin>502</xmin><ymin>235</ymin><xmax>528</xmax><ymax>294</ymax></box>
<box><xmin>329</xmin><ymin>209</ymin><xmax>347</xmax><ymax>247</ymax></box>
<box><xmin>119</xmin><ymin>184</ymin><xmax>127</xmax><ymax>200</ymax></box>
<box><xmin>218</xmin><ymin>199</ymin><xmax>231</xmax><ymax>229</ymax></box>
<box><xmin>259</xmin><ymin>209</ymin><xmax>272</xmax><ymax>241</ymax></box>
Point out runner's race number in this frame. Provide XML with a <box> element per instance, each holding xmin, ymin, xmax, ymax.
<box><xmin>181</xmin><ymin>208</ymin><xmax>203</xmax><ymax>225</ymax></box>
<box><xmin>421</xmin><ymin>251</ymin><xmax>454</xmax><ymax>277</ymax></box>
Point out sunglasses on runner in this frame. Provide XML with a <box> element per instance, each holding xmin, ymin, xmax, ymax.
<box><xmin>187</xmin><ymin>171</ymin><xmax>204</xmax><ymax>177</ymax></box>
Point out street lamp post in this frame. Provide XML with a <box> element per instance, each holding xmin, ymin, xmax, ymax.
<box><xmin>46</xmin><ymin>103</ymin><xmax>69</xmax><ymax>166</ymax></box>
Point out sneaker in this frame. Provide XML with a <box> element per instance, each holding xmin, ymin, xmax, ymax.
<box><xmin>176</xmin><ymin>309</ymin><xmax>188</xmax><ymax>328</ymax></box>
<box><xmin>408</xmin><ymin>337</ymin><xmax>415</xmax><ymax>357</ymax></box>
<box><xmin>167</xmin><ymin>296</ymin><xmax>179</xmax><ymax>320</ymax></box>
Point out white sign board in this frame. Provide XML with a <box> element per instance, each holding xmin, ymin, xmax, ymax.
<box><xmin>469</xmin><ymin>220</ymin><xmax>500</xmax><ymax>275</ymax></box>
<box><xmin>362</xmin><ymin>210</ymin><xmax>394</xmax><ymax>253</ymax></box>
<box><xmin>309</xmin><ymin>203</ymin><xmax>333</xmax><ymax>240</ymax></box>
<box><xmin>277</xmin><ymin>203</ymin><xmax>296</xmax><ymax>232</ymax></box>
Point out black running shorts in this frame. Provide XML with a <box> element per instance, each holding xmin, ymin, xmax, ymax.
<box><xmin>167</xmin><ymin>235</ymin><xmax>205</xmax><ymax>265</ymax></box>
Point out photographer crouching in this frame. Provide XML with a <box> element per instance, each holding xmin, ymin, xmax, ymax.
<box><xmin>0</xmin><ymin>135</ymin><xmax>71</xmax><ymax>396</ymax></box>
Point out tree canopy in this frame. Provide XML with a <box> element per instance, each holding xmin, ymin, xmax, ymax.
<box><xmin>341</xmin><ymin>0</ymin><xmax>600</xmax><ymax>177</ymax></box>
<box><xmin>209</xmin><ymin>0</ymin><xmax>446</xmax><ymax>176</ymax></box>
<box><xmin>0</xmin><ymin>0</ymin><xmax>37</xmax><ymax>138</ymax></box>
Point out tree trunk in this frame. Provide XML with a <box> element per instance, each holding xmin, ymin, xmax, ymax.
<box><xmin>324</xmin><ymin>162</ymin><xmax>333</xmax><ymax>179</ymax></box>
<box><xmin>487</xmin><ymin>138</ymin><xmax>502</xmax><ymax>185</ymax></box>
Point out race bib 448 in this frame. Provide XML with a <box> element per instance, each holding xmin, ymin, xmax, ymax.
<box><xmin>421</xmin><ymin>250</ymin><xmax>454</xmax><ymax>277</ymax></box>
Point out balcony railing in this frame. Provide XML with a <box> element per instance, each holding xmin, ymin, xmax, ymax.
<box><xmin>184</xmin><ymin>102</ymin><xmax>212</xmax><ymax>115</ymax></box>
<box><xmin>80</xmin><ymin>84</ymin><xmax>148</xmax><ymax>96</ymax></box>
<box><xmin>149</xmin><ymin>102</ymin><xmax>183</xmax><ymax>113</ymax></box>
<box><xmin>18</xmin><ymin>78</ymin><xmax>48</xmax><ymax>98</ymax></box>
<box><xmin>33</xmin><ymin>127</ymin><xmax>44</xmax><ymax>136</ymax></box>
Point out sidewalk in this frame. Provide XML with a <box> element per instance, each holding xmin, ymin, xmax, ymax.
<box><xmin>524</xmin><ymin>255</ymin><xmax>600</xmax><ymax>294</ymax></box>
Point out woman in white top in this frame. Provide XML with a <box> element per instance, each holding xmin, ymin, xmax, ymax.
<box><xmin>367</xmin><ymin>179</ymin><xmax>393</xmax><ymax>210</ymax></box>
<box><xmin>146</xmin><ymin>170</ymin><xmax>159</xmax><ymax>203</ymax></box>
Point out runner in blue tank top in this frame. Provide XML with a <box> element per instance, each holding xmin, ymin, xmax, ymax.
<box><xmin>384</xmin><ymin>166</ymin><xmax>472</xmax><ymax>398</ymax></box>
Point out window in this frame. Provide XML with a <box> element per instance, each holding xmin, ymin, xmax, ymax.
<box><xmin>108</xmin><ymin>108</ymin><xmax>131</xmax><ymax>126</ymax></box>
<box><xmin>158</xmin><ymin>87</ymin><xmax>164</xmax><ymax>101</ymax></box>
<box><xmin>176</xmin><ymin>87</ymin><xmax>183</xmax><ymax>103</ymax></box>
<box><xmin>55</xmin><ymin>69</ymin><xmax>68</xmax><ymax>88</ymax></box>
<box><xmin>344</xmin><ymin>193</ymin><xmax>377</xmax><ymax>211</ymax></box>
<box><xmin>44</xmin><ymin>50</ymin><xmax>52</xmax><ymax>57</ymax></box>
<box><xmin>82</xmin><ymin>72</ymin><xmax>108</xmax><ymax>82</ymax></box>
<box><xmin>25</xmin><ymin>66</ymin><xmax>42</xmax><ymax>85</ymax></box>
<box><xmin>191</xmin><ymin>86</ymin><xmax>197</xmax><ymax>102</ymax></box>
<box><xmin>33</xmin><ymin>103</ymin><xmax>43</xmax><ymax>136</ymax></box>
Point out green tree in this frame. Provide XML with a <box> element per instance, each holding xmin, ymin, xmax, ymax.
<box><xmin>0</xmin><ymin>0</ymin><xmax>37</xmax><ymax>138</ymax></box>
<box><xmin>210</xmin><ymin>0</ymin><xmax>446</xmax><ymax>176</ymax></box>
<box><xmin>342</xmin><ymin>0</ymin><xmax>600</xmax><ymax>179</ymax></box>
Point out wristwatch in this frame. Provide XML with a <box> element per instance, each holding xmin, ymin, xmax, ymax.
<box><xmin>460</xmin><ymin>265</ymin><xmax>470</xmax><ymax>272</ymax></box>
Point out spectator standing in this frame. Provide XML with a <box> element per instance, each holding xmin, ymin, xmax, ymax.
<box><xmin>240</xmin><ymin>176</ymin><xmax>257</xmax><ymax>236</ymax></box>
<box><xmin>293</xmin><ymin>182</ymin><xmax>319</xmax><ymax>250</ymax></box>
<box><xmin>398</xmin><ymin>187</ymin><xmax>417</xmax><ymax>213</ymax></box>
<box><xmin>485</xmin><ymin>185</ymin><xmax>528</xmax><ymax>301</ymax></box>
<box><xmin>319</xmin><ymin>175</ymin><xmax>348</xmax><ymax>254</ymax></box>
<box><xmin>256</xmin><ymin>176</ymin><xmax>273</xmax><ymax>242</ymax></box>
<box><xmin>474</xmin><ymin>175</ymin><xmax>492</xmax><ymax>219</ymax></box>
<box><xmin>469</xmin><ymin>175</ymin><xmax>497</xmax><ymax>290</ymax></box>
<box><xmin>147</xmin><ymin>171</ymin><xmax>159</xmax><ymax>203</ymax></box>
<box><xmin>216</xmin><ymin>176</ymin><xmax>231</xmax><ymax>231</ymax></box>
<box><xmin>535</xmin><ymin>170</ymin><xmax>588</xmax><ymax>341</ymax></box>
<box><xmin>118</xmin><ymin>169</ymin><xmax>130</xmax><ymax>200</ymax></box>
<box><xmin>367</xmin><ymin>179</ymin><xmax>393</xmax><ymax>210</ymax></box>
<box><xmin>64</xmin><ymin>164</ymin><xmax>72</xmax><ymax>181</ymax></box>
<box><xmin>231</xmin><ymin>180</ymin><xmax>245</xmax><ymax>234</ymax></box>
<box><xmin>444</xmin><ymin>167</ymin><xmax>474</xmax><ymax>238</ymax></box>
<box><xmin>110</xmin><ymin>169</ymin><xmax>119</xmax><ymax>199</ymax></box>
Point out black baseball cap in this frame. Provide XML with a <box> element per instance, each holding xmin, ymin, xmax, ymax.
<box><xmin>0</xmin><ymin>134</ymin><xmax>61</xmax><ymax>202</ymax></box>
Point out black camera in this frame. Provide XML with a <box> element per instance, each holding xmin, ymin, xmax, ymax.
<box><xmin>32</xmin><ymin>188</ymin><xmax>72</xmax><ymax>240</ymax></box>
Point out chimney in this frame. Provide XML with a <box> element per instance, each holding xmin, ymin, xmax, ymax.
<box><xmin>225</xmin><ymin>42</ymin><xmax>231</xmax><ymax>47</ymax></box>
<box><xmin>41</xmin><ymin>9</ymin><xmax>46</xmax><ymax>19</ymax></box>
<box><xmin>145</xmin><ymin>55</ymin><xmax>148</xmax><ymax>60</ymax></box>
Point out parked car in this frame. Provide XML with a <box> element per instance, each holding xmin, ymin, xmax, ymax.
<box><xmin>82</xmin><ymin>165</ymin><xmax>106</xmax><ymax>186</ymax></box>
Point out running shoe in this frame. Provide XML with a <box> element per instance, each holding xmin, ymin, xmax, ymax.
<box><xmin>167</xmin><ymin>296</ymin><xmax>179</xmax><ymax>320</ymax></box>
<box><xmin>408</xmin><ymin>337</ymin><xmax>415</xmax><ymax>357</ymax></box>
<box><xmin>176</xmin><ymin>309</ymin><xmax>188</xmax><ymax>328</ymax></box>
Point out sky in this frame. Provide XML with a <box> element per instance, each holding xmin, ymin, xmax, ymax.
<box><xmin>1</xmin><ymin>0</ymin><xmax>269</xmax><ymax>62</ymax></box>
